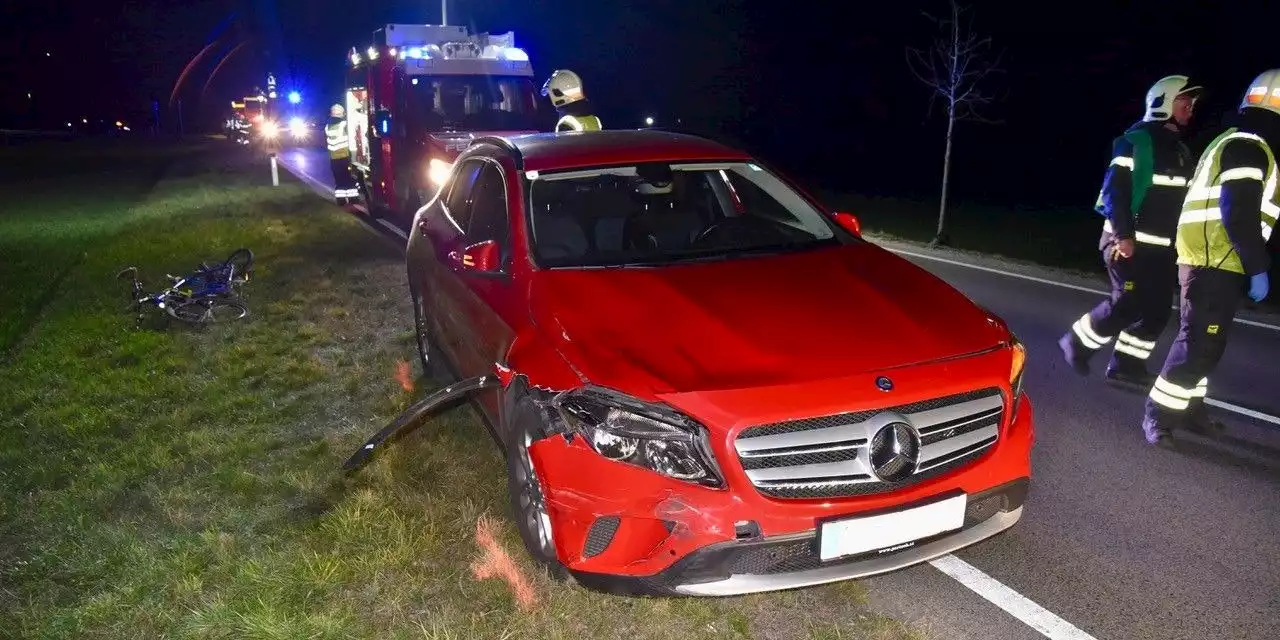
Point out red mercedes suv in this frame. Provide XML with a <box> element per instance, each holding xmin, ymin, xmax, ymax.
<box><xmin>405</xmin><ymin>130</ymin><xmax>1033</xmax><ymax>596</ymax></box>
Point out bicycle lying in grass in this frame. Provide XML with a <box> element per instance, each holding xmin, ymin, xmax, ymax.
<box><xmin>116</xmin><ymin>248</ymin><xmax>253</xmax><ymax>325</ymax></box>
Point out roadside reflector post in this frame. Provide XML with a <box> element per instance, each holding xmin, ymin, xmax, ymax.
<box><xmin>269</xmin><ymin>152</ymin><xmax>279</xmax><ymax>187</ymax></box>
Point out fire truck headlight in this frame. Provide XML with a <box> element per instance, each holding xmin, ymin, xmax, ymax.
<box><xmin>428</xmin><ymin>158</ymin><xmax>453</xmax><ymax>186</ymax></box>
<box><xmin>260</xmin><ymin>120</ymin><xmax>280</xmax><ymax>139</ymax></box>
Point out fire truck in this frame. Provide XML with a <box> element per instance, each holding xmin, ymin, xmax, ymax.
<box><xmin>344</xmin><ymin>24</ymin><xmax>551</xmax><ymax>221</ymax></box>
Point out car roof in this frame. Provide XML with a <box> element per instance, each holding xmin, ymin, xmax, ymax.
<box><xmin>473</xmin><ymin>130</ymin><xmax>754</xmax><ymax>173</ymax></box>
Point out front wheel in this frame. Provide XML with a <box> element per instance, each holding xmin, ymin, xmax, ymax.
<box><xmin>506</xmin><ymin>400</ymin><xmax>569</xmax><ymax>581</ymax></box>
<box><xmin>168</xmin><ymin>298</ymin><xmax>248</xmax><ymax>324</ymax></box>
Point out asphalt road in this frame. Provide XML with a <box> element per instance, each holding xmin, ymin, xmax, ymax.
<box><xmin>277</xmin><ymin>144</ymin><xmax>1280</xmax><ymax>640</ymax></box>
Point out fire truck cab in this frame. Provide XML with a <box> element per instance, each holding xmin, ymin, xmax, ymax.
<box><xmin>345</xmin><ymin>24</ymin><xmax>549</xmax><ymax>222</ymax></box>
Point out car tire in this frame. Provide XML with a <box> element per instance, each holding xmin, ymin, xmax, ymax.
<box><xmin>505</xmin><ymin>398</ymin><xmax>570</xmax><ymax>581</ymax></box>
<box><xmin>409</xmin><ymin>277</ymin><xmax>450</xmax><ymax>383</ymax></box>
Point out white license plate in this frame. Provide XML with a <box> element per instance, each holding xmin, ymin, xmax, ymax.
<box><xmin>818</xmin><ymin>494</ymin><xmax>967</xmax><ymax>561</ymax></box>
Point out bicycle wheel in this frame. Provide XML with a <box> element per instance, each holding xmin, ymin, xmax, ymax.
<box><xmin>168</xmin><ymin>298</ymin><xmax>249</xmax><ymax>324</ymax></box>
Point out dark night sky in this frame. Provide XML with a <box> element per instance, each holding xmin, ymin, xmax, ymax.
<box><xmin>4</xmin><ymin>0</ymin><xmax>1279</xmax><ymax>205</ymax></box>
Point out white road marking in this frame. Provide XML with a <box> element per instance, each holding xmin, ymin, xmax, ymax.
<box><xmin>1205</xmin><ymin>398</ymin><xmax>1280</xmax><ymax>426</ymax></box>
<box><xmin>279</xmin><ymin>156</ymin><xmax>411</xmax><ymax>244</ymax></box>
<box><xmin>887</xmin><ymin>247</ymin><xmax>1280</xmax><ymax>333</ymax></box>
<box><xmin>929</xmin><ymin>554</ymin><xmax>1099</xmax><ymax>640</ymax></box>
<box><xmin>379</xmin><ymin>219</ymin><xmax>409</xmax><ymax>241</ymax></box>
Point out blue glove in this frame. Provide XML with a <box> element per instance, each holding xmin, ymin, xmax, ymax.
<box><xmin>1249</xmin><ymin>272</ymin><xmax>1269</xmax><ymax>302</ymax></box>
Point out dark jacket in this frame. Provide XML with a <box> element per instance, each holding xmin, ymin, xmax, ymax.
<box><xmin>556</xmin><ymin>98</ymin><xmax>596</xmax><ymax>119</ymax></box>
<box><xmin>1096</xmin><ymin>120</ymin><xmax>1195</xmax><ymax>250</ymax></box>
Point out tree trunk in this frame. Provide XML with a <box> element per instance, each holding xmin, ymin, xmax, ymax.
<box><xmin>932</xmin><ymin>105</ymin><xmax>956</xmax><ymax>247</ymax></box>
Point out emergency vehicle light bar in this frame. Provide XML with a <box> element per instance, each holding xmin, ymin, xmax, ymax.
<box><xmin>352</xmin><ymin>24</ymin><xmax>529</xmax><ymax>69</ymax></box>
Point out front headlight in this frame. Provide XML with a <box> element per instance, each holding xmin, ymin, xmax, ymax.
<box><xmin>553</xmin><ymin>387</ymin><xmax>723</xmax><ymax>488</ymax></box>
<box><xmin>1008</xmin><ymin>334</ymin><xmax>1027</xmax><ymax>417</ymax></box>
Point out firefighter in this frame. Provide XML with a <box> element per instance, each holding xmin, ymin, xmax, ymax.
<box><xmin>325</xmin><ymin>104</ymin><xmax>359</xmax><ymax>205</ymax></box>
<box><xmin>1059</xmin><ymin>75</ymin><xmax>1203</xmax><ymax>386</ymax></box>
<box><xmin>1140</xmin><ymin>69</ymin><xmax>1279</xmax><ymax>447</ymax></box>
<box><xmin>541</xmin><ymin>69</ymin><xmax>603</xmax><ymax>132</ymax></box>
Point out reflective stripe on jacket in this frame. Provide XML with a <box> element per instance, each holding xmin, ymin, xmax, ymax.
<box><xmin>556</xmin><ymin>114</ymin><xmax>603</xmax><ymax>132</ymax></box>
<box><xmin>326</xmin><ymin>121</ymin><xmax>350</xmax><ymax>159</ymax></box>
<box><xmin>1094</xmin><ymin>122</ymin><xmax>1194</xmax><ymax>247</ymax></box>
<box><xmin>1176</xmin><ymin>128</ymin><xmax>1279</xmax><ymax>274</ymax></box>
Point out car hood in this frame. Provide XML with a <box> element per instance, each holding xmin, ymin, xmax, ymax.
<box><xmin>528</xmin><ymin>243</ymin><xmax>1007</xmax><ymax>395</ymax></box>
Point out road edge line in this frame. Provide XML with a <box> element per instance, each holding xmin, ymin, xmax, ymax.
<box><xmin>929</xmin><ymin>554</ymin><xmax>1099</xmax><ymax>640</ymax></box>
<box><xmin>886</xmin><ymin>247</ymin><xmax>1280</xmax><ymax>333</ymax></box>
<box><xmin>1204</xmin><ymin>398</ymin><xmax>1280</xmax><ymax>426</ymax></box>
<box><xmin>277</xmin><ymin>158</ymin><xmax>409</xmax><ymax>247</ymax></box>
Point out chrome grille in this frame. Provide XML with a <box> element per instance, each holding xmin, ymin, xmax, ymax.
<box><xmin>734</xmin><ymin>388</ymin><xmax>1004</xmax><ymax>499</ymax></box>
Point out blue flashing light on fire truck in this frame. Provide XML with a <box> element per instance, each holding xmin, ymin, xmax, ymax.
<box><xmin>344</xmin><ymin>23</ymin><xmax>552</xmax><ymax>222</ymax></box>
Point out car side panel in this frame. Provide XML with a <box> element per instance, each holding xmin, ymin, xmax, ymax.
<box><xmin>455</xmin><ymin>155</ymin><xmax>532</xmax><ymax>427</ymax></box>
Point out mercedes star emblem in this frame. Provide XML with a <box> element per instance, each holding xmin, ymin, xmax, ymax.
<box><xmin>875</xmin><ymin>376</ymin><xmax>894</xmax><ymax>392</ymax></box>
<box><xmin>869</xmin><ymin>422</ymin><xmax>921</xmax><ymax>482</ymax></box>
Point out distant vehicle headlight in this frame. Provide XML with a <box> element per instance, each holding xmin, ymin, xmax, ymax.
<box><xmin>259</xmin><ymin>120</ymin><xmax>280</xmax><ymax>139</ymax></box>
<box><xmin>288</xmin><ymin>118</ymin><xmax>308</xmax><ymax>140</ymax></box>
<box><xmin>428</xmin><ymin>157</ymin><xmax>453</xmax><ymax>186</ymax></box>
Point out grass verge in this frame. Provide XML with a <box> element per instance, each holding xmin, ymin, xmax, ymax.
<box><xmin>0</xmin><ymin>143</ymin><xmax>922</xmax><ymax>640</ymax></box>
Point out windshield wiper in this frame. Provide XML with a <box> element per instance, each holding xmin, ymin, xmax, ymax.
<box><xmin>653</xmin><ymin>242</ymin><xmax>824</xmax><ymax>264</ymax></box>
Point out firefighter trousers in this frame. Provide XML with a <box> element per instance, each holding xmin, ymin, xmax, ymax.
<box><xmin>330</xmin><ymin>157</ymin><xmax>358</xmax><ymax>201</ymax></box>
<box><xmin>1069</xmin><ymin>240</ymin><xmax>1176</xmax><ymax>370</ymax></box>
<box><xmin>1143</xmin><ymin>266</ymin><xmax>1245</xmax><ymax>430</ymax></box>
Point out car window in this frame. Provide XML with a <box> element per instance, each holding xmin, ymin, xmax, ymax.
<box><xmin>527</xmin><ymin>162</ymin><xmax>837</xmax><ymax>267</ymax></box>
<box><xmin>445</xmin><ymin>160</ymin><xmax>484</xmax><ymax>232</ymax></box>
<box><xmin>722</xmin><ymin>171</ymin><xmax>807</xmax><ymax>229</ymax></box>
<box><xmin>465</xmin><ymin>164</ymin><xmax>510</xmax><ymax>251</ymax></box>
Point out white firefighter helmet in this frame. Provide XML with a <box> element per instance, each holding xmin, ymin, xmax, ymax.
<box><xmin>330</xmin><ymin>103</ymin><xmax>345</xmax><ymax>118</ymax></box>
<box><xmin>1241</xmin><ymin>69</ymin><xmax>1280</xmax><ymax>116</ymax></box>
<box><xmin>541</xmin><ymin>69</ymin><xmax>585</xmax><ymax>107</ymax></box>
<box><xmin>1144</xmin><ymin>75</ymin><xmax>1203</xmax><ymax>121</ymax></box>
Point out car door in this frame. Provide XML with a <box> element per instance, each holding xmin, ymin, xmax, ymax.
<box><xmin>442</xmin><ymin>159</ymin><xmax>518</xmax><ymax>423</ymax></box>
<box><xmin>427</xmin><ymin>159</ymin><xmax>484</xmax><ymax>366</ymax></box>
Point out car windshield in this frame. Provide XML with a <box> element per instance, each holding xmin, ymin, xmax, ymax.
<box><xmin>410</xmin><ymin>75</ymin><xmax>547</xmax><ymax>131</ymax></box>
<box><xmin>527</xmin><ymin>162</ymin><xmax>841</xmax><ymax>267</ymax></box>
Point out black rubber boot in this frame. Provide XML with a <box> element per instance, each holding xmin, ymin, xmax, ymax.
<box><xmin>1141</xmin><ymin>416</ymin><xmax>1175</xmax><ymax>449</ymax></box>
<box><xmin>1059</xmin><ymin>331</ymin><xmax>1094</xmax><ymax>377</ymax></box>
<box><xmin>1183</xmin><ymin>403</ymin><xmax>1226</xmax><ymax>435</ymax></box>
<box><xmin>1105</xmin><ymin>354</ymin><xmax>1156</xmax><ymax>388</ymax></box>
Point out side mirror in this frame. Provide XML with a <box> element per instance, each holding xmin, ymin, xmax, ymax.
<box><xmin>833</xmin><ymin>211</ymin><xmax>861</xmax><ymax>236</ymax></box>
<box><xmin>454</xmin><ymin>239</ymin><xmax>502</xmax><ymax>274</ymax></box>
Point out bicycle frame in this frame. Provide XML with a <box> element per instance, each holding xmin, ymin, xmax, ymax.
<box><xmin>116</xmin><ymin>248</ymin><xmax>253</xmax><ymax>325</ymax></box>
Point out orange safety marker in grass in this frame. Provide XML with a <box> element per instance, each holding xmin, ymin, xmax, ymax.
<box><xmin>395</xmin><ymin>359</ymin><xmax>414</xmax><ymax>393</ymax></box>
<box><xmin>470</xmin><ymin>514</ymin><xmax>539</xmax><ymax>612</ymax></box>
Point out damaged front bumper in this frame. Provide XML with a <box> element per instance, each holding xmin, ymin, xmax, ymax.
<box><xmin>526</xmin><ymin>387</ymin><xmax>1035</xmax><ymax>597</ymax></box>
<box><xmin>569</xmin><ymin>479</ymin><xmax>1027</xmax><ymax>596</ymax></box>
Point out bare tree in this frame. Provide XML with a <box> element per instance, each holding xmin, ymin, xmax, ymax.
<box><xmin>906</xmin><ymin>1</ymin><xmax>1002</xmax><ymax>247</ymax></box>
